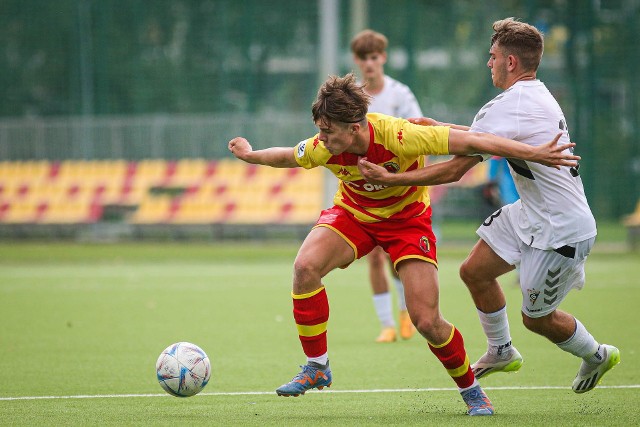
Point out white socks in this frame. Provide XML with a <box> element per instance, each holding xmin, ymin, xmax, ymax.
<box><xmin>308</xmin><ymin>353</ymin><xmax>329</xmax><ymax>366</ymax></box>
<box><xmin>479</xmin><ymin>308</ymin><xmax>604</xmax><ymax>366</ymax></box>
<box><xmin>477</xmin><ymin>306</ymin><xmax>512</xmax><ymax>348</ymax></box>
<box><xmin>392</xmin><ymin>277</ymin><xmax>407</xmax><ymax>311</ymax></box>
<box><xmin>557</xmin><ymin>318</ymin><xmax>602</xmax><ymax>364</ymax></box>
<box><xmin>373</xmin><ymin>292</ymin><xmax>394</xmax><ymax>327</ymax></box>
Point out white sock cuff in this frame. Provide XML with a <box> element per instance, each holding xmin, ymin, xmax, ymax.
<box><xmin>477</xmin><ymin>305</ymin><xmax>511</xmax><ymax>347</ymax></box>
<box><xmin>478</xmin><ymin>305</ymin><xmax>507</xmax><ymax>318</ymax></box>
<box><xmin>307</xmin><ymin>353</ymin><xmax>329</xmax><ymax>366</ymax></box>
<box><xmin>373</xmin><ymin>292</ymin><xmax>394</xmax><ymax>327</ymax></box>
<box><xmin>373</xmin><ymin>292</ymin><xmax>391</xmax><ymax>302</ymax></box>
<box><xmin>557</xmin><ymin>318</ymin><xmax>599</xmax><ymax>358</ymax></box>
<box><xmin>458</xmin><ymin>379</ymin><xmax>479</xmax><ymax>393</ymax></box>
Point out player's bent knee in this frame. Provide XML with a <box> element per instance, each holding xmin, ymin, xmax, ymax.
<box><xmin>292</xmin><ymin>259</ymin><xmax>321</xmax><ymax>290</ymax></box>
<box><xmin>459</xmin><ymin>260</ymin><xmax>480</xmax><ymax>287</ymax></box>
<box><xmin>411</xmin><ymin>313</ymin><xmax>438</xmax><ymax>337</ymax></box>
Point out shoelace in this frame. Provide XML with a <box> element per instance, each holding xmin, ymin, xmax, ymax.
<box><xmin>291</xmin><ymin>365</ymin><xmax>314</xmax><ymax>381</ymax></box>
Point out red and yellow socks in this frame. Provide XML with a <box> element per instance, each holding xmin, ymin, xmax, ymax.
<box><xmin>428</xmin><ymin>326</ymin><xmax>475</xmax><ymax>389</ymax></box>
<box><xmin>292</xmin><ymin>286</ymin><xmax>329</xmax><ymax>358</ymax></box>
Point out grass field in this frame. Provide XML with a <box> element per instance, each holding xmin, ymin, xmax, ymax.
<box><xmin>1</xmin><ymin>223</ymin><xmax>638</xmax><ymax>425</ymax></box>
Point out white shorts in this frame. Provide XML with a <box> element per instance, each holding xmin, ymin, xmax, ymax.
<box><xmin>477</xmin><ymin>204</ymin><xmax>595</xmax><ymax>318</ymax></box>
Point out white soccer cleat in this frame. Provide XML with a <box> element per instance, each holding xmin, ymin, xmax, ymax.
<box><xmin>572</xmin><ymin>344</ymin><xmax>620</xmax><ymax>393</ymax></box>
<box><xmin>472</xmin><ymin>343</ymin><xmax>523</xmax><ymax>379</ymax></box>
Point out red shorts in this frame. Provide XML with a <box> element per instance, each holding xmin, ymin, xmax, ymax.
<box><xmin>314</xmin><ymin>205</ymin><xmax>438</xmax><ymax>270</ymax></box>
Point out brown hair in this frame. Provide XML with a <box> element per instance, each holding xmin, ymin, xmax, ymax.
<box><xmin>350</xmin><ymin>29</ymin><xmax>388</xmax><ymax>59</ymax></box>
<box><xmin>311</xmin><ymin>73</ymin><xmax>371</xmax><ymax>127</ymax></box>
<box><xmin>491</xmin><ymin>18</ymin><xmax>544</xmax><ymax>72</ymax></box>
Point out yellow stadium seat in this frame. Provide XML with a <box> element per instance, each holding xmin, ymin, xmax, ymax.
<box><xmin>39</xmin><ymin>200</ymin><xmax>100</xmax><ymax>224</ymax></box>
<box><xmin>169</xmin><ymin>159</ymin><xmax>208</xmax><ymax>187</ymax></box>
<box><xmin>170</xmin><ymin>199</ymin><xmax>228</xmax><ymax>224</ymax></box>
<box><xmin>1</xmin><ymin>201</ymin><xmax>41</xmax><ymax>224</ymax></box>
<box><xmin>135</xmin><ymin>159</ymin><xmax>168</xmax><ymax>188</ymax></box>
<box><xmin>0</xmin><ymin>159</ymin><xmax>325</xmax><ymax>226</ymax></box>
<box><xmin>129</xmin><ymin>195</ymin><xmax>172</xmax><ymax>224</ymax></box>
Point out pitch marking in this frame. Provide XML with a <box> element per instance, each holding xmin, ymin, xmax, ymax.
<box><xmin>1</xmin><ymin>385</ymin><xmax>639</xmax><ymax>401</ymax></box>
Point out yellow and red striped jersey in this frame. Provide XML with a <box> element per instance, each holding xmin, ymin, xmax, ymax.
<box><xmin>294</xmin><ymin>113</ymin><xmax>450</xmax><ymax>223</ymax></box>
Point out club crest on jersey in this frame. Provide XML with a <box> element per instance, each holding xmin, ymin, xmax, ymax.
<box><xmin>383</xmin><ymin>161</ymin><xmax>400</xmax><ymax>173</ymax></box>
<box><xmin>296</xmin><ymin>141</ymin><xmax>306</xmax><ymax>158</ymax></box>
<box><xmin>419</xmin><ymin>236</ymin><xmax>430</xmax><ymax>253</ymax></box>
<box><xmin>528</xmin><ymin>289</ymin><xmax>540</xmax><ymax>305</ymax></box>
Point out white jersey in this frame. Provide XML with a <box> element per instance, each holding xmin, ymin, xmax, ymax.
<box><xmin>470</xmin><ymin>79</ymin><xmax>596</xmax><ymax>250</ymax></box>
<box><xmin>368</xmin><ymin>75</ymin><xmax>422</xmax><ymax>118</ymax></box>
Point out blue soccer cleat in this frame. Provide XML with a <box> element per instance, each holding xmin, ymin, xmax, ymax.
<box><xmin>276</xmin><ymin>361</ymin><xmax>332</xmax><ymax>397</ymax></box>
<box><xmin>461</xmin><ymin>384</ymin><xmax>494</xmax><ymax>416</ymax></box>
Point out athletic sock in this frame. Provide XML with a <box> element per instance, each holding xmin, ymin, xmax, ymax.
<box><xmin>392</xmin><ymin>277</ymin><xmax>407</xmax><ymax>311</ymax></box>
<box><xmin>292</xmin><ymin>286</ymin><xmax>329</xmax><ymax>362</ymax></box>
<box><xmin>584</xmin><ymin>345</ymin><xmax>606</xmax><ymax>365</ymax></box>
<box><xmin>428</xmin><ymin>326</ymin><xmax>475</xmax><ymax>389</ymax></box>
<box><xmin>307</xmin><ymin>354</ymin><xmax>329</xmax><ymax>366</ymax></box>
<box><xmin>373</xmin><ymin>292</ymin><xmax>395</xmax><ymax>327</ymax></box>
<box><xmin>477</xmin><ymin>306</ymin><xmax>512</xmax><ymax>349</ymax></box>
<box><xmin>557</xmin><ymin>317</ymin><xmax>601</xmax><ymax>362</ymax></box>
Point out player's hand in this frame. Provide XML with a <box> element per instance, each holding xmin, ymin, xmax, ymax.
<box><xmin>408</xmin><ymin>117</ymin><xmax>440</xmax><ymax>126</ymax></box>
<box><xmin>535</xmin><ymin>132</ymin><xmax>580</xmax><ymax>169</ymax></box>
<box><xmin>358</xmin><ymin>157</ymin><xmax>394</xmax><ymax>185</ymax></box>
<box><xmin>228</xmin><ymin>137</ymin><xmax>253</xmax><ymax>161</ymax></box>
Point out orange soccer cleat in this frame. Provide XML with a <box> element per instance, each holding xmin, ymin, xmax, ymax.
<box><xmin>399</xmin><ymin>310</ymin><xmax>416</xmax><ymax>340</ymax></box>
<box><xmin>375</xmin><ymin>327</ymin><xmax>397</xmax><ymax>343</ymax></box>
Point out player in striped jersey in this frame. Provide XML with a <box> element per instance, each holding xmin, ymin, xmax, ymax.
<box><xmin>228</xmin><ymin>72</ymin><xmax>578</xmax><ymax>415</ymax></box>
<box><xmin>358</xmin><ymin>18</ymin><xmax>620</xmax><ymax>394</ymax></box>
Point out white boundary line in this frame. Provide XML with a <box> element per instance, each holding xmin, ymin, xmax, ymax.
<box><xmin>1</xmin><ymin>385</ymin><xmax>638</xmax><ymax>401</ymax></box>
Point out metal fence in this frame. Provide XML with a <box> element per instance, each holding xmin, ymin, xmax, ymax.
<box><xmin>0</xmin><ymin>113</ymin><xmax>315</xmax><ymax>161</ymax></box>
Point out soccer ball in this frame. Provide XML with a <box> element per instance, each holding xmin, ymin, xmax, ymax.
<box><xmin>156</xmin><ymin>342</ymin><xmax>211</xmax><ymax>397</ymax></box>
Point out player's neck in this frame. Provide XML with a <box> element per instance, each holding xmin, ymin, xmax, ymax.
<box><xmin>364</xmin><ymin>75</ymin><xmax>385</xmax><ymax>95</ymax></box>
<box><xmin>504</xmin><ymin>72</ymin><xmax>537</xmax><ymax>89</ymax></box>
<box><xmin>346</xmin><ymin>126</ymin><xmax>371</xmax><ymax>156</ymax></box>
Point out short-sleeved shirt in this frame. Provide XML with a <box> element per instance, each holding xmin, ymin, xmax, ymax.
<box><xmin>294</xmin><ymin>113</ymin><xmax>450</xmax><ymax>223</ymax></box>
<box><xmin>368</xmin><ymin>75</ymin><xmax>423</xmax><ymax>118</ymax></box>
<box><xmin>470</xmin><ymin>80</ymin><xmax>596</xmax><ymax>249</ymax></box>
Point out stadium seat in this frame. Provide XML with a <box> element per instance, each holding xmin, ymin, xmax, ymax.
<box><xmin>128</xmin><ymin>195</ymin><xmax>172</xmax><ymax>224</ymax></box>
<box><xmin>39</xmin><ymin>200</ymin><xmax>101</xmax><ymax>224</ymax></box>
<box><xmin>168</xmin><ymin>159</ymin><xmax>208</xmax><ymax>187</ymax></box>
<box><xmin>0</xmin><ymin>159</ymin><xmax>327</xmax><ymax>226</ymax></box>
<box><xmin>1</xmin><ymin>201</ymin><xmax>42</xmax><ymax>224</ymax></box>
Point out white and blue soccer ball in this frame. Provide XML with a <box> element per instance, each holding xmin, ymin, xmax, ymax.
<box><xmin>156</xmin><ymin>342</ymin><xmax>211</xmax><ymax>397</ymax></box>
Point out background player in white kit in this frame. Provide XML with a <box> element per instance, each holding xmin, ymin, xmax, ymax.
<box><xmin>357</xmin><ymin>18</ymin><xmax>620</xmax><ymax>393</ymax></box>
<box><xmin>350</xmin><ymin>29</ymin><xmax>422</xmax><ymax>343</ymax></box>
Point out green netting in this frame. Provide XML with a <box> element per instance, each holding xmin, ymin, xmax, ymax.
<box><xmin>0</xmin><ymin>0</ymin><xmax>638</xmax><ymax>219</ymax></box>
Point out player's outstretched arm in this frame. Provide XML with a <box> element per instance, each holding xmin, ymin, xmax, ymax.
<box><xmin>448</xmin><ymin>130</ymin><xmax>580</xmax><ymax>169</ymax></box>
<box><xmin>228</xmin><ymin>137</ymin><xmax>299</xmax><ymax>168</ymax></box>
<box><xmin>358</xmin><ymin>155</ymin><xmax>481</xmax><ymax>187</ymax></box>
<box><xmin>408</xmin><ymin>117</ymin><xmax>471</xmax><ymax>131</ymax></box>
